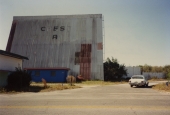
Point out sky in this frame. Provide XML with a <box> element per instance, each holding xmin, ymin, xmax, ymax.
<box><xmin>0</xmin><ymin>0</ymin><xmax>170</xmax><ymax>66</ymax></box>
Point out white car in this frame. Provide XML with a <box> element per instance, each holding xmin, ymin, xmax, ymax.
<box><xmin>129</xmin><ymin>75</ymin><xmax>149</xmax><ymax>87</ymax></box>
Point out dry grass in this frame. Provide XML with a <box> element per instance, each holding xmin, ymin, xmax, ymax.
<box><xmin>0</xmin><ymin>81</ymin><xmax>127</xmax><ymax>94</ymax></box>
<box><xmin>66</xmin><ymin>75</ymin><xmax>76</xmax><ymax>83</ymax></box>
<box><xmin>30</xmin><ymin>83</ymin><xmax>81</xmax><ymax>92</ymax></box>
<box><xmin>149</xmin><ymin>78</ymin><xmax>167</xmax><ymax>81</ymax></box>
<box><xmin>0</xmin><ymin>87</ymin><xmax>8</xmax><ymax>93</ymax></box>
<box><xmin>79</xmin><ymin>80</ymin><xmax>126</xmax><ymax>85</ymax></box>
<box><xmin>152</xmin><ymin>82</ymin><xmax>170</xmax><ymax>92</ymax></box>
<box><xmin>0</xmin><ymin>83</ymin><xmax>81</xmax><ymax>94</ymax></box>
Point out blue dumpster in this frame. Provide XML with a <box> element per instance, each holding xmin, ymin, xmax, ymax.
<box><xmin>25</xmin><ymin>68</ymin><xmax>70</xmax><ymax>83</ymax></box>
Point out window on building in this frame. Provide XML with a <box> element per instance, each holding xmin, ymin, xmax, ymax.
<box><xmin>35</xmin><ymin>71</ymin><xmax>40</xmax><ymax>76</ymax></box>
<box><xmin>51</xmin><ymin>71</ymin><xmax>56</xmax><ymax>77</ymax></box>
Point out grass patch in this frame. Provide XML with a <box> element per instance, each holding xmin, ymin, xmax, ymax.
<box><xmin>78</xmin><ymin>80</ymin><xmax>126</xmax><ymax>85</ymax></box>
<box><xmin>30</xmin><ymin>84</ymin><xmax>81</xmax><ymax>92</ymax></box>
<box><xmin>0</xmin><ymin>81</ymin><xmax>127</xmax><ymax>94</ymax></box>
<box><xmin>152</xmin><ymin>82</ymin><xmax>170</xmax><ymax>92</ymax></box>
<box><xmin>0</xmin><ymin>83</ymin><xmax>81</xmax><ymax>94</ymax></box>
<box><xmin>149</xmin><ymin>78</ymin><xmax>167</xmax><ymax>81</ymax></box>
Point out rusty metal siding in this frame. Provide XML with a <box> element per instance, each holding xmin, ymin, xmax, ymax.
<box><xmin>79</xmin><ymin>44</ymin><xmax>91</xmax><ymax>80</ymax></box>
<box><xmin>8</xmin><ymin>14</ymin><xmax>103</xmax><ymax>80</ymax></box>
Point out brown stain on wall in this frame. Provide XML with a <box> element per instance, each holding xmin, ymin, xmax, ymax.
<box><xmin>80</xmin><ymin>44</ymin><xmax>91</xmax><ymax>80</ymax></box>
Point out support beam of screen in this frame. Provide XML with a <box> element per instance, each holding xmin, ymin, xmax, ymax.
<box><xmin>102</xmin><ymin>15</ymin><xmax>105</xmax><ymax>62</ymax></box>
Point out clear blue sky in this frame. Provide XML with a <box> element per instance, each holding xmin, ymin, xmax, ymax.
<box><xmin>0</xmin><ymin>0</ymin><xmax>170</xmax><ymax>66</ymax></box>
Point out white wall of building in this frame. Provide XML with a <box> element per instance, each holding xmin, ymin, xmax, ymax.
<box><xmin>143</xmin><ymin>72</ymin><xmax>165</xmax><ymax>79</ymax></box>
<box><xmin>125</xmin><ymin>66</ymin><xmax>141</xmax><ymax>78</ymax></box>
<box><xmin>0</xmin><ymin>55</ymin><xmax>22</xmax><ymax>71</ymax></box>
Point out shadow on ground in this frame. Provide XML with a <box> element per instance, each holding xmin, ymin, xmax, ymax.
<box><xmin>133</xmin><ymin>85</ymin><xmax>155</xmax><ymax>88</ymax></box>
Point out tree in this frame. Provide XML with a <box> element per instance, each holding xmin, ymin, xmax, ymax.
<box><xmin>139</xmin><ymin>64</ymin><xmax>170</xmax><ymax>79</ymax></box>
<box><xmin>151</xmin><ymin>66</ymin><xmax>163</xmax><ymax>72</ymax></box>
<box><xmin>167</xmin><ymin>72</ymin><xmax>170</xmax><ymax>83</ymax></box>
<box><xmin>104</xmin><ymin>57</ymin><xmax>127</xmax><ymax>81</ymax></box>
<box><xmin>163</xmin><ymin>65</ymin><xmax>170</xmax><ymax>79</ymax></box>
<box><xmin>142</xmin><ymin>64</ymin><xmax>152</xmax><ymax>72</ymax></box>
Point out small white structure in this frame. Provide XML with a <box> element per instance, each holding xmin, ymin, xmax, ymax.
<box><xmin>143</xmin><ymin>72</ymin><xmax>165</xmax><ymax>79</ymax></box>
<box><xmin>0</xmin><ymin>50</ymin><xmax>28</xmax><ymax>87</ymax></box>
<box><xmin>125</xmin><ymin>66</ymin><xmax>141</xmax><ymax>78</ymax></box>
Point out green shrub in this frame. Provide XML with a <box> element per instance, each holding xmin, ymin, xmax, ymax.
<box><xmin>167</xmin><ymin>72</ymin><xmax>170</xmax><ymax>80</ymax></box>
<box><xmin>7</xmin><ymin>67</ymin><xmax>32</xmax><ymax>90</ymax></box>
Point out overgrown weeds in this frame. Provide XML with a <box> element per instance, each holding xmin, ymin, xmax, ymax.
<box><xmin>0</xmin><ymin>83</ymin><xmax>81</xmax><ymax>94</ymax></box>
<box><xmin>152</xmin><ymin>82</ymin><xmax>170</xmax><ymax>92</ymax></box>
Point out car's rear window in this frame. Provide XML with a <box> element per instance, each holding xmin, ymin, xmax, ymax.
<box><xmin>132</xmin><ymin>76</ymin><xmax>144</xmax><ymax>79</ymax></box>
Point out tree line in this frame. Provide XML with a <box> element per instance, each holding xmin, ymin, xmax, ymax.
<box><xmin>139</xmin><ymin>64</ymin><xmax>170</xmax><ymax>78</ymax></box>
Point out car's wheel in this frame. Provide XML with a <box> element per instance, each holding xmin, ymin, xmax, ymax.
<box><xmin>131</xmin><ymin>85</ymin><xmax>133</xmax><ymax>87</ymax></box>
<box><xmin>145</xmin><ymin>83</ymin><xmax>148</xmax><ymax>87</ymax></box>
